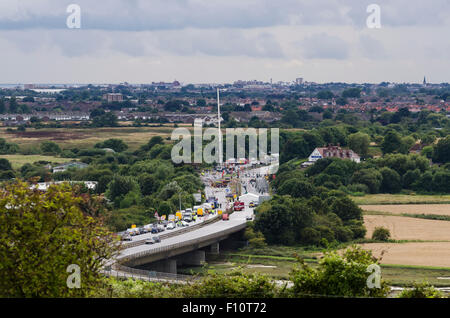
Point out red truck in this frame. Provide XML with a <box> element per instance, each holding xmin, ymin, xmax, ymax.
<box><xmin>233</xmin><ymin>201</ymin><xmax>245</xmax><ymax>211</ymax></box>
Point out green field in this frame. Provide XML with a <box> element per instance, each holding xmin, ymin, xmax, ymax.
<box><xmin>180</xmin><ymin>251</ymin><xmax>450</xmax><ymax>287</ymax></box>
<box><xmin>352</xmin><ymin>194</ymin><xmax>450</xmax><ymax>205</ymax></box>
<box><xmin>0</xmin><ymin>154</ymin><xmax>75</xmax><ymax>169</ymax></box>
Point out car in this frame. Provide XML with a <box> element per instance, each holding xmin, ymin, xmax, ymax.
<box><xmin>157</xmin><ymin>225</ymin><xmax>165</xmax><ymax>232</ymax></box>
<box><xmin>180</xmin><ymin>221</ymin><xmax>189</xmax><ymax>227</ymax></box>
<box><xmin>145</xmin><ymin>236</ymin><xmax>161</xmax><ymax>244</ymax></box>
<box><xmin>246</xmin><ymin>215</ymin><xmax>253</xmax><ymax>221</ymax></box>
<box><xmin>120</xmin><ymin>233</ymin><xmax>132</xmax><ymax>241</ymax></box>
<box><xmin>151</xmin><ymin>226</ymin><xmax>159</xmax><ymax>234</ymax></box>
<box><xmin>166</xmin><ymin>222</ymin><xmax>176</xmax><ymax>230</ymax></box>
<box><xmin>183</xmin><ymin>214</ymin><xmax>193</xmax><ymax>222</ymax></box>
<box><xmin>138</xmin><ymin>227</ymin><xmax>147</xmax><ymax>235</ymax></box>
<box><xmin>126</xmin><ymin>228</ymin><xmax>139</xmax><ymax>236</ymax></box>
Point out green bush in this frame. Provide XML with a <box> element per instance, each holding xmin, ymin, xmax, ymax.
<box><xmin>397</xmin><ymin>282</ymin><xmax>444</xmax><ymax>298</ymax></box>
<box><xmin>371</xmin><ymin>227</ymin><xmax>390</xmax><ymax>241</ymax></box>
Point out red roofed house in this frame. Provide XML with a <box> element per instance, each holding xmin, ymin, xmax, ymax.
<box><xmin>308</xmin><ymin>145</ymin><xmax>361</xmax><ymax>163</ymax></box>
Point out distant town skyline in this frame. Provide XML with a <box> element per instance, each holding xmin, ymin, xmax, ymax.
<box><xmin>0</xmin><ymin>0</ymin><xmax>449</xmax><ymax>84</ymax></box>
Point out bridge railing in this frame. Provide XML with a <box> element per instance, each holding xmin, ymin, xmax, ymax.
<box><xmin>122</xmin><ymin>214</ymin><xmax>220</xmax><ymax>249</ymax></box>
<box><xmin>106</xmin><ymin>264</ymin><xmax>198</xmax><ymax>283</ymax></box>
<box><xmin>120</xmin><ymin>222</ymin><xmax>247</xmax><ymax>263</ymax></box>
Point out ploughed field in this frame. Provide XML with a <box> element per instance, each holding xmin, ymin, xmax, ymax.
<box><xmin>360</xmin><ymin>204</ymin><xmax>450</xmax><ymax>268</ymax></box>
<box><xmin>0</xmin><ymin>126</ymin><xmax>182</xmax><ymax>151</ymax></box>
<box><xmin>361</xmin><ymin>204</ymin><xmax>450</xmax><ymax>216</ymax></box>
<box><xmin>364</xmin><ymin>214</ymin><xmax>450</xmax><ymax>241</ymax></box>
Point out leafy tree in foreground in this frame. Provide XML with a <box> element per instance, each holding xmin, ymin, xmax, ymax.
<box><xmin>182</xmin><ymin>272</ymin><xmax>278</xmax><ymax>298</ymax></box>
<box><xmin>0</xmin><ymin>181</ymin><xmax>118</xmax><ymax>297</ymax></box>
<box><xmin>290</xmin><ymin>245</ymin><xmax>389</xmax><ymax>298</ymax></box>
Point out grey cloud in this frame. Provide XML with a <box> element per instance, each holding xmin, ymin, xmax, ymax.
<box><xmin>1</xmin><ymin>28</ymin><xmax>285</xmax><ymax>59</ymax></box>
<box><xmin>300</xmin><ymin>33</ymin><xmax>349</xmax><ymax>59</ymax></box>
<box><xmin>358</xmin><ymin>34</ymin><xmax>388</xmax><ymax>59</ymax></box>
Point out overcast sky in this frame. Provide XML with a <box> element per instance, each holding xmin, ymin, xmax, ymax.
<box><xmin>0</xmin><ymin>0</ymin><xmax>449</xmax><ymax>84</ymax></box>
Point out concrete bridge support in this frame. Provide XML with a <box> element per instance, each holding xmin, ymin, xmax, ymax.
<box><xmin>144</xmin><ymin>259</ymin><xmax>177</xmax><ymax>274</ymax></box>
<box><xmin>178</xmin><ymin>250</ymin><xmax>206</xmax><ymax>266</ymax></box>
<box><xmin>210</xmin><ymin>242</ymin><xmax>220</xmax><ymax>254</ymax></box>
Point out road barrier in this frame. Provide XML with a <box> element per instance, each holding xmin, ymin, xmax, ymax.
<box><xmin>119</xmin><ymin>221</ymin><xmax>247</xmax><ymax>264</ymax></box>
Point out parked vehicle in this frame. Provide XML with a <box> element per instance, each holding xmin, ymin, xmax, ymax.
<box><xmin>246</xmin><ymin>215</ymin><xmax>253</xmax><ymax>221</ymax></box>
<box><xmin>145</xmin><ymin>236</ymin><xmax>161</xmax><ymax>244</ymax></box>
<box><xmin>138</xmin><ymin>227</ymin><xmax>147</xmax><ymax>234</ymax></box>
<box><xmin>126</xmin><ymin>228</ymin><xmax>139</xmax><ymax>236</ymax></box>
<box><xmin>180</xmin><ymin>221</ymin><xmax>189</xmax><ymax>227</ymax></box>
<box><xmin>233</xmin><ymin>201</ymin><xmax>245</xmax><ymax>211</ymax></box>
<box><xmin>249</xmin><ymin>201</ymin><xmax>258</xmax><ymax>208</ymax></box>
<box><xmin>183</xmin><ymin>213</ymin><xmax>193</xmax><ymax>222</ymax></box>
<box><xmin>222</xmin><ymin>213</ymin><xmax>229</xmax><ymax>221</ymax></box>
<box><xmin>151</xmin><ymin>225</ymin><xmax>159</xmax><ymax>234</ymax></box>
<box><xmin>119</xmin><ymin>232</ymin><xmax>133</xmax><ymax>241</ymax></box>
<box><xmin>143</xmin><ymin>224</ymin><xmax>153</xmax><ymax>232</ymax></box>
<box><xmin>166</xmin><ymin>222</ymin><xmax>176</xmax><ymax>230</ymax></box>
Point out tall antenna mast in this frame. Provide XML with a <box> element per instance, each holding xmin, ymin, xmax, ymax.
<box><xmin>217</xmin><ymin>88</ymin><xmax>223</xmax><ymax>167</ymax></box>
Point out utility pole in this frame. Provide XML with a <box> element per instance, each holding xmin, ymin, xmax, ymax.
<box><xmin>217</xmin><ymin>88</ymin><xmax>223</xmax><ymax>168</ymax></box>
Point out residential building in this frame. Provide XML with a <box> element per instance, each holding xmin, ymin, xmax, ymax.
<box><xmin>306</xmin><ymin>145</ymin><xmax>361</xmax><ymax>164</ymax></box>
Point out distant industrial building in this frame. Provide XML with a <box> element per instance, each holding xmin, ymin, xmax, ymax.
<box><xmin>295</xmin><ymin>77</ymin><xmax>304</xmax><ymax>85</ymax></box>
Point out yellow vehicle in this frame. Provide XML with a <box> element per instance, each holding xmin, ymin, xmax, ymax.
<box><xmin>217</xmin><ymin>210</ymin><xmax>223</xmax><ymax>216</ymax></box>
<box><xmin>197</xmin><ymin>208</ymin><xmax>203</xmax><ymax>216</ymax></box>
<box><xmin>176</xmin><ymin>211</ymin><xmax>182</xmax><ymax>220</ymax></box>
